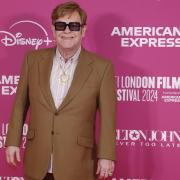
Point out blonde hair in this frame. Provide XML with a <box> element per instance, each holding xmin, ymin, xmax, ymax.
<box><xmin>51</xmin><ymin>1</ymin><xmax>87</xmax><ymax>25</ymax></box>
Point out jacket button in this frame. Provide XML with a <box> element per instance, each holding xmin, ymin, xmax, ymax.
<box><xmin>51</xmin><ymin>131</ymin><xmax>54</xmax><ymax>135</ymax></box>
<box><xmin>54</xmin><ymin>112</ymin><xmax>58</xmax><ymax>116</ymax></box>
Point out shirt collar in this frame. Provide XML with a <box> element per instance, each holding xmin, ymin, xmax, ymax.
<box><xmin>55</xmin><ymin>46</ymin><xmax>81</xmax><ymax>63</ymax></box>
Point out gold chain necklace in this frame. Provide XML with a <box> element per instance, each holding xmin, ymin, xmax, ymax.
<box><xmin>58</xmin><ymin>59</ymin><xmax>73</xmax><ymax>83</ymax></box>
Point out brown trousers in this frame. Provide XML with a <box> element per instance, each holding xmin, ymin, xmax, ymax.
<box><xmin>24</xmin><ymin>173</ymin><xmax>55</xmax><ymax>180</ymax></box>
<box><xmin>43</xmin><ymin>173</ymin><xmax>55</xmax><ymax>180</ymax></box>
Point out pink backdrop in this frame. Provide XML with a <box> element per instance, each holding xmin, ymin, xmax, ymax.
<box><xmin>1</xmin><ymin>0</ymin><xmax>180</xmax><ymax>179</ymax></box>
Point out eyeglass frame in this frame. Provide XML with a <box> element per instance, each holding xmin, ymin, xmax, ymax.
<box><xmin>53</xmin><ymin>21</ymin><xmax>86</xmax><ymax>31</ymax></box>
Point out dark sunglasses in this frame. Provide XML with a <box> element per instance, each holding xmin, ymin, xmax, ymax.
<box><xmin>54</xmin><ymin>21</ymin><xmax>83</xmax><ymax>31</ymax></box>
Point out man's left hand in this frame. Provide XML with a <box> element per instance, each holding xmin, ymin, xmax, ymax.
<box><xmin>96</xmin><ymin>159</ymin><xmax>115</xmax><ymax>179</ymax></box>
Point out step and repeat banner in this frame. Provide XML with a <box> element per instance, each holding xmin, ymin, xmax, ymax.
<box><xmin>0</xmin><ymin>0</ymin><xmax>180</xmax><ymax>180</ymax></box>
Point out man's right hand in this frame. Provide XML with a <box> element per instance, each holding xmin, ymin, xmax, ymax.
<box><xmin>5</xmin><ymin>146</ymin><xmax>21</xmax><ymax>166</ymax></box>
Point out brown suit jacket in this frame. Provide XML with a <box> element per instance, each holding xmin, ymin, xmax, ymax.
<box><xmin>6</xmin><ymin>47</ymin><xmax>117</xmax><ymax>180</ymax></box>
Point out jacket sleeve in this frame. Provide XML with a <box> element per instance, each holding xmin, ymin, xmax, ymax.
<box><xmin>5</xmin><ymin>53</ymin><xmax>30</xmax><ymax>147</ymax></box>
<box><xmin>97</xmin><ymin>61</ymin><xmax>117</xmax><ymax>161</ymax></box>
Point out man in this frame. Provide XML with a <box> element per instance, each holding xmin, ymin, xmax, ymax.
<box><xmin>5</xmin><ymin>1</ymin><xmax>117</xmax><ymax>180</ymax></box>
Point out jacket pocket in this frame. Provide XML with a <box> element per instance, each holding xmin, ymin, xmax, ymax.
<box><xmin>77</xmin><ymin>136</ymin><xmax>94</xmax><ymax>148</ymax></box>
<box><xmin>26</xmin><ymin>129</ymin><xmax>35</xmax><ymax>140</ymax></box>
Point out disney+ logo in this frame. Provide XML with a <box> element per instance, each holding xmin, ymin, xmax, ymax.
<box><xmin>0</xmin><ymin>20</ymin><xmax>53</xmax><ymax>49</ymax></box>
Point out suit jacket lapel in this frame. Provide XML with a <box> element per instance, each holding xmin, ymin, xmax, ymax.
<box><xmin>38</xmin><ymin>47</ymin><xmax>93</xmax><ymax>113</ymax></box>
<box><xmin>38</xmin><ymin>47</ymin><xmax>57</xmax><ymax>112</ymax></box>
